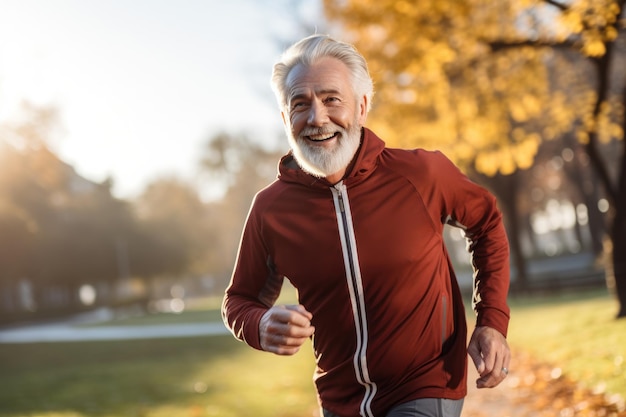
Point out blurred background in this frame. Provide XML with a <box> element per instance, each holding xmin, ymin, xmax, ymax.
<box><xmin>0</xmin><ymin>1</ymin><xmax>624</xmax><ymax>416</ymax></box>
<box><xmin>0</xmin><ymin>0</ymin><xmax>319</xmax><ymax>320</ymax></box>
<box><xmin>1</xmin><ymin>0</ymin><xmax>623</xmax><ymax>323</ymax></box>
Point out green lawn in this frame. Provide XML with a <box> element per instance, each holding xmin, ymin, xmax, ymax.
<box><xmin>0</xmin><ymin>289</ymin><xmax>624</xmax><ymax>417</ymax></box>
<box><xmin>0</xmin><ymin>335</ymin><xmax>318</xmax><ymax>417</ymax></box>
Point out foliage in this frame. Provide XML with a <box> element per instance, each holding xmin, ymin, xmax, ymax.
<box><xmin>0</xmin><ymin>104</ymin><xmax>287</xmax><ymax>319</ymax></box>
<box><xmin>132</xmin><ymin>178</ymin><xmax>210</xmax><ymax>278</ymax></box>
<box><xmin>0</xmin><ymin>110</ymin><xmax>137</xmax><ymax>311</ymax></box>
<box><xmin>0</xmin><ymin>106</ymin><xmax>212</xmax><ymax>317</ymax></box>
<box><xmin>199</xmin><ymin>132</ymin><xmax>286</xmax><ymax>284</ymax></box>
<box><xmin>323</xmin><ymin>0</ymin><xmax>626</xmax><ymax>315</ymax></box>
<box><xmin>323</xmin><ymin>0</ymin><xmax>625</xmax><ymax>176</ymax></box>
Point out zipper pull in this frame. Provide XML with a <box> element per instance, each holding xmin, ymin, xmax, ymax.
<box><xmin>338</xmin><ymin>193</ymin><xmax>345</xmax><ymax>213</ymax></box>
<box><xmin>333</xmin><ymin>181</ymin><xmax>346</xmax><ymax>212</ymax></box>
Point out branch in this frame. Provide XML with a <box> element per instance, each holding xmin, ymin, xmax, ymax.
<box><xmin>487</xmin><ymin>38</ymin><xmax>578</xmax><ymax>52</ymax></box>
<box><xmin>541</xmin><ymin>0</ymin><xmax>569</xmax><ymax>11</ymax></box>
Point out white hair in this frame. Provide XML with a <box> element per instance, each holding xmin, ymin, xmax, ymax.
<box><xmin>270</xmin><ymin>34</ymin><xmax>374</xmax><ymax>112</ymax></box>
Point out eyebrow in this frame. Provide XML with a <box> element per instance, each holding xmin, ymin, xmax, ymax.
<box><xmin>289</xmin><ymin>88</ymin><xmax>343</xmax><ymax>103</ymax></box>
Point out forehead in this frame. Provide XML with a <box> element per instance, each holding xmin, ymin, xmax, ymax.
<box><xmin>286</xmin><ymin>56</ymin><xmax>353</xmax><ymax>98</ymax></box>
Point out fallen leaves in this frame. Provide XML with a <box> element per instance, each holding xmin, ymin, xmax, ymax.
<box><xmin>509</xmin><ymin>351</ymin><xmax>626</xmax><ymax>417</ymax></box>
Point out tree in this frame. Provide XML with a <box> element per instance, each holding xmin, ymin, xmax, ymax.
<box><xmin>132</xmin><ymin>178</ymin><xmax>209</xmax><ymax>283</ymax></box>
<box><xmin>323</xmin><ymin>0</ymin><xmax>626</xmax><ymax>312</ymax></box>
<box><xmin>199</xmin><ymin>132</ymin><xmax>286</xmax><ymax>288</ymax></box>
<box><xmin>0</xmin><ymin>104</ymin><xmax>139</xmax><ymax>315</ymax></box>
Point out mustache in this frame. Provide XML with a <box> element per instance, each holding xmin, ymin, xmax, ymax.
<box><xmin>299</xmin><ymin>125</ymin><xmax>344</xmax><ymax>138</ymax></box>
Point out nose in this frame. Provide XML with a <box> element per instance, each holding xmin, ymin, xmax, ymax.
<box><xmin>307</xmin><ymin>99</ymin><xmax>328</xmax><ymax>127</ymax></box>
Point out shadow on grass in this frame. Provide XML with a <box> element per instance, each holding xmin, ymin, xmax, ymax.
<box><xmin>0</xmin><ymin>334</ymin><xmax>246</xmax><ymax>417</ymax></box>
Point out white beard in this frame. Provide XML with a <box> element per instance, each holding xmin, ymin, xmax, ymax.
<box><xmin>287</xmin><ymin>118</ymin><xmax>362</xmax><ymax>179</ymax></box>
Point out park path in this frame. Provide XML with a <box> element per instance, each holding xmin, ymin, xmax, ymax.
<box><xmin>0</xmin><ymin>308</ymin><xmax>229</xmax><ymax>343</ymax></box>
<box><xmin>0</xmin><ymin>321</ymin><xmax>227</xmax><ymax>343</ymax></box>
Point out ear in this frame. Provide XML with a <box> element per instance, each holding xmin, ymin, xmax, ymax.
<box><xmin>357</xmin><ymin>94</ymin><xmax>368</xmax><ymax>125</ymax></box>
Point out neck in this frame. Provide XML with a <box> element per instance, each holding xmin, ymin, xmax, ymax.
<box><xmin>325</xmin><ymin>169</ymin><xmax>346</xmax><ymax>185</ymax></box>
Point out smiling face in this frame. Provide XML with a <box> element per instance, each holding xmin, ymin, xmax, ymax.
<box><xmin>282</xmin><ymin>56</ymin><xmax>368</xmax><ymax>184</ymax></box>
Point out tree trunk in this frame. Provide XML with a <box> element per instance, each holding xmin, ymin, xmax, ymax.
<box><xmin>585</xmin><ymin>180</ymin><xmax>608</xmax><ymax>255</ymax></box>
<box><xmin>472</xmin><ymin>171</ymin><xmax>529</xmax><ymax>291</ymax></box>
<box><xmin>522</xmin><ymin>212</ymin><xmax>540</xmax><ymax>256</ymax></box>
<box><xmin>612</xmin><ymin>210</ymin><xmax>626</xmax><ymax>318</ymax></box>
<box><xmin>564</xmin><ymin>138</ymin><xmax>607</xmax><ymax>255</ymax></box>
<box><xmin>500</xmin><ymin>174</ymin><xmax>528</xmax><ymax>292</ymax></box>
<box><xmin>584</xmin><ymin>9</ymin><xmax>624</xmax><ymax>315</ymax></box>
<box><xmin>504</xmin><ymin>196</ymin><xmax>528</xmax><ymax>292</ymax></box>
<box><xmin>612</xmin><ymin>86</ymin><xmax>626</xmax><ymax>318</ymax></box>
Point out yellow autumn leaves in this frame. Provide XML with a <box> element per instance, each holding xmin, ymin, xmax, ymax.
<box><xmin>323</xmin><ymin>0</ymin><xmax>624</xmax><ymax>177</ymax></box>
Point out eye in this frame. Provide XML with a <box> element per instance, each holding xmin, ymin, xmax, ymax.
<box><xmin>290</xmin><ymin>100</ymin><xmax>309</xmax><ymax>111</ymax></box>
<box><xmin>323</xmin><ymin>96</ymin><xmax>341</xmax><ymax>105</ymax></box>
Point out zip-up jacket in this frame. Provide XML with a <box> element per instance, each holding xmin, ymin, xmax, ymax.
<box><xmin>222</xmin><ymin>128</ymin><xmax>510</xmax><ymax>417</ymax></box>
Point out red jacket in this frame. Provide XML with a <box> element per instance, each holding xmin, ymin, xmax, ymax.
<box><xmin>222</xmin><ymin>128</ymin><xmax>510</xmax><ymax>417</ymax></box>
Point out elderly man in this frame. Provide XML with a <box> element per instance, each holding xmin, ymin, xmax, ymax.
<box><xmin>222</xmin><ymin>34</ymin><xmax>511</xmax><ymax>417</ymax></box>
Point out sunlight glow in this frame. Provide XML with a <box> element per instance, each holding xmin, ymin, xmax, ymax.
<box><xmin>79</xmin><ymin>284</ymin><xmax>97</xmax><ymax>306</ymax></box>
<box><xmin>532</xmin><ymin>199</ymin><xmax>577</xmax><ymax>235</ymax></box>
<box><xmin>0</xmin><ymin>1</ymin><xmax>288</xmax><ymax>199</ymax></box>
<box><xmin>598</xmin><ymin>199</ymin><xmax>610</xmax><ymax>213</ymax></box>
<box><xmin>576</xmin><ymin>204</ymin><xmax>589</xmax><ymax>226</ymax></box>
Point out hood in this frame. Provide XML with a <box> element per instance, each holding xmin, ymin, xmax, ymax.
<box><xmin>277</xmin><ymin>127</ymin><xmax>386</xmax><ymax>189</ymax></box>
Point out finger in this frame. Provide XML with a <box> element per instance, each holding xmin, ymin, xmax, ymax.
<box><xmin>467</xmin><ymin>340</ymin><xmax>485</xmax><ymax>375</ymax></box>
<box><xmin>268</xmin><ymin>306</ymin><xmax>298</xmax><ymax>323</ymax></box>
<box><xmin>259</xmin><ymin>307</ymin><xmax>315</xmax><ymax>355</ymax></box>
<box><xmin>263</xmin><ymin>340</ymin><xmax>303</xmax><ymax>356</ymax></box>
<box><xmin>488</xmin><ymin>339</ymin><xmax>510</xmax><ymax>378</ymax></box>
<box><xmin>480</xmin><ymin>340</ymin><xmax>498</xmax><ymax>375</ymax></box>
<box><xmin>267</xmin><ymin>321</ymin><xmax>315</xmax><ymax>339</ymax></box>
<box><xmin>284</xmin><ymin>304</ymin><xmax>313</xmax><ymax>322</ymax></box>
<box><xmin>266</xmin><ymin>331</ymin><xmax>312</xmax><ymax>348</ymax></box>
<box><xmin>477</xmin><ymin>369</ymin><xmax>506</xmax><ymax>388</ymax></box>
<box><xmin>270</xmin><ymin>305</ymin><xmax>313</xmax><ymax>328</ymax></box>
<box><xmin>475</xmin><ymin>330</ymin><xmax>506</xmax><ymax>375</ymax></box>
<box><xmin>285</xmin><ymin>304</ymin><xmax>312</xmax><ymax>315</ymax></box>
<box><xmin>477</xmin><ymin>352</ymin><xmax>509</xmax><ymax>388</ymax></box>
<box><xmin>263</xmin><ymin>329</ymin><xmax>312</xmax><ymax>356</ymax></box>
<box><xmin>477</xmin><ymin>373</ymin><xmax>497</xmax><ymax>388</ymax></box>
<box><xmin>476</xmin><ymin>360</ymin><xmax>502</xmax><ymax>388</ymax></box>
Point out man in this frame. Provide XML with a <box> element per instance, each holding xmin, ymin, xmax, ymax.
<box><xmin>222</xmin><ymin>34</ymin><xmax>511</xmax><ymax>417</ymax></box>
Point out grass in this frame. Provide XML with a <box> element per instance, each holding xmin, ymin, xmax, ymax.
<box><xmin>0</xmin><ymin>288</ymin><xmax>625</xmax><ymax>417</ymax></box>
<box><xmin>0</xmin><ymin>336</ymin><xmax>318</xmax><ymax>417</ymax></box>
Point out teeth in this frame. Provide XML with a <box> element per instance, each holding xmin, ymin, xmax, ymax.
<box><xmin>308</xmin><ymin>132</ymin><xmax>335</xmax><ymax>141</ymax></box>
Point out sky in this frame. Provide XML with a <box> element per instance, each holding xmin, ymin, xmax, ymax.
<box><xmin>0</xmin><ymin>0</ymin><xmax>323</xmax><ymax>200</ymax></box>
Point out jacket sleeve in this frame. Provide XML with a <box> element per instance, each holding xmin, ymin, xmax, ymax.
<box><xmin>424</xmin><ymin>151</ymin><xmax>511</xmax><ymax>337</ymax></box>
<box><xmin>221</xmin><ymin>194</ymin><xmax>283</xmax><ymax>351</ymax></box>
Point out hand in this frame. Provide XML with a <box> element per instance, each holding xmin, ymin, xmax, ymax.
<box><xmin>259</xmin><ymin>304</ymin><xmax>315</xmax><ymax>355</ymax></box>
<box><xmin>467</xmin><ymin>326</ymin><xmax>511</xmax><ymax>388</ymax></box>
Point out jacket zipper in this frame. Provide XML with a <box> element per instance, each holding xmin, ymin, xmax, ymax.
<box><xmin>331</xmin><ymin>182</ymin><xmax>377</xmax><ymax>417</ymax></box>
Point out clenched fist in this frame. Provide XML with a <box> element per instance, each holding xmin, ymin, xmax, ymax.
<box><xmin>259</xmin><ymin>304</ymin><xmax>315</xmax><ymax>355</ymax></box>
